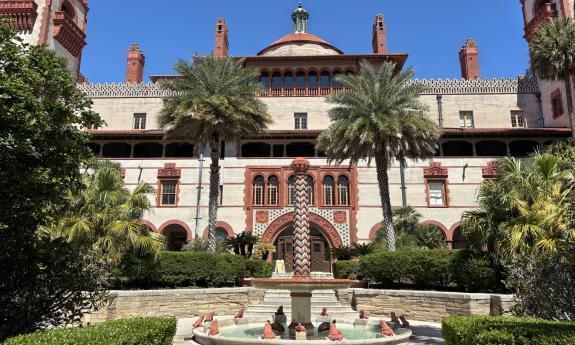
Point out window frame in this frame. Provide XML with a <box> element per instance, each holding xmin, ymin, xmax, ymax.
<box><xmin>459</xmin><ymin>111</ymin><xmax>474</xmax><ymax>128</ymax></box>
<box><xmin>252</xmin><ymin>175</ymin><xmax>265</xmax><ymax>206</ymax></box>
<box><xmin>133</xmin><ymin>113</ymin><xmax>147</xmax><ymax>130</ymax></box>
<box><xmin>337</xmin><ymin>175</ymin><xmax>350</xmax><ymax>206</ymax></box>
<box><xmin>322</xmin><ymin>175</ymin><xmax>335</xmax><ymax>206</ymax></box>
<box><xmin>160</xmin><ymin>180</ymin><xmax>178</xmax><ymax>206</ymax></box>
<box><xmin>510</xmin><ymin>111</ymin><xmax>525</xmax><ymax>128</ymax></box>
<box><xmin>426</xmin><ymin>179</ymin><xmax>448</xmax><ymax>208</ymax></box>
<box><xmin>294</xmin><ymin>113</ymin><xmax>308</xmax><ymax>130</ymax></box>
<box><xmin>551</xmin><ymin>89</ymin><xmax>564</xmax><ymax>119</ymax></box>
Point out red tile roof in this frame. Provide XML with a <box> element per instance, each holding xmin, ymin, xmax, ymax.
<box><xmin>257</xmin><ymin>33</ymin><xmax>344</xmax><ymax>56</ymax></box>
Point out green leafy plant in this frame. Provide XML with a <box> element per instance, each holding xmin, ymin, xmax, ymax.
<box><xmin>334</xmin><ymin>260</ymin><xmax>361</xmax><ymax>280</ymax></box>
<box><xmin>353</xmin><ymin>242</ymin><xmax>376</xmax><ymax>256</ymax></box>
<box><xmin>331</xmin><ymin>245</ymin><xmax>356</xmax><ymax>260</ymax></box>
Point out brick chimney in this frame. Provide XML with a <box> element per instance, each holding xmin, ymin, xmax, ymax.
<box><xmin>126</xmin><ymin>43</ymin><xmax>145</xmax><ymax>83</ymax></box>
<box><xmin>372</xmin><ymin>14</ymin><xmax>387</xmax><ymax>54</ymax></box>
<box><xmin>459</xmin><ymin>38</ymin><xmax>479</xmax><ymax>80</ymax></box>
<box><xmin>214</xmin><ymin>18</ymin><xmax>229</xmax><ymax>57</ymax></box>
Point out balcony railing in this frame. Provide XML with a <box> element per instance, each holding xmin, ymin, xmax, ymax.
<box><xmin>525</xmin><ymin>3</ymin><xmax>558</xmax><ymax>39</ymax></box>
<box><xmin>0</xmin><ymin>0</ymin><xmax>38</xmax><ymax>32</ymax></box>
<box><xmin>53</xmin><ymin>11</ymin><xmax>86</xmax><ymax>57</ymax></box>
<box><xmin>258</xmin><ymin>87</ymin><xmax>349</xmax><ymax>97</ymax></box>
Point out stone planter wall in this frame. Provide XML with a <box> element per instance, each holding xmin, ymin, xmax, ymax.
<box><xmin>85</xmin><ymin>287</ymin><xmax>265</xmax><ymax>323</ymax></box>
<box><xmin>336</xmin><ymin>288</ymin><xmax>515</xmax><ymax>323</ymax></box>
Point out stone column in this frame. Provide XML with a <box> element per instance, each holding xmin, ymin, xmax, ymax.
<box><xmin>290</xmin><ymin>157</ymin><xmax>311</xmax><ymax>278</ymax></box>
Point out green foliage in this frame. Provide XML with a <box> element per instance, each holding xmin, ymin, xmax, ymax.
<box><xmin>334</xmin><ymin>260</ymin><xmax>361</xmax><ymax>280</ymax></box>
<box><xmin>225</xmin><ymin>231</ymin><xmax>261</xmax><ymax>257</ymax></box>
<box><xmin>442</xmin><ymin>316</ymin><xmax>575</xmax><ymax>345</ymax></box>
<box><xmin>5</xmin><ymin>317</ymin><xmax>177</xmax><ymax>345</ymax></box>
<box><xmin>331</xmin><ymin>245</ymin><xmax>356</xmax><ymax>260</ymax></box>
<box><xmin>360</xmin><ymin>249</ymin><xmax>502</xmax><ymax>292</ymax></box>
<box><xmin>183</xmin><ymin>239</ymin><xmax>228</xmax><ymax>253</ymax></box>
<box><xmin>352</xmin><ymin>242</ymin><xmax>376</xmax><ymax>256</ymax></box>
<box><xmin>0</xmin><ymin>26</ymin><xmax>103</xmax><ymax>340</ymax></box>
<box><xmin>244</xmin><ymin>259</ymin><xmax>273</xmax><ymax>278</ymax></box>
<box><xmin>530</xmin><ymin>18</ymin><xmax>575</xmax><ymax>82</ymax></box>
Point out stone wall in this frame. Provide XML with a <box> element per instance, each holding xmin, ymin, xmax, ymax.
<box><xmin>85</xmin><ymin>287</ymin><xmax>265</xmax><ymax>323</ymax></box>
<box><xmin>336</xmin><ymin>288</ymin><xmax>515</xmax><ymax>323</ymax></box>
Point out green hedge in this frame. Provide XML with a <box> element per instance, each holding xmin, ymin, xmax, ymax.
<box><xmin>359</xmin><ymin>249</ymin><xmax>501</xmax><ymax>292</ymax></box>
<box><xmin>442</xmin><ymin>316</ymin><xmax>575</xmax><ymax>345</ymax></box>
<box><xmin>334</xmin><ymin>260</ymin><xmax>361</xmax><ymax>279</ymax></box>
<box><xmin>244</xmin><ymin>259</ymin><xmax>273</xmax><ymax>278</ymax></box>
<box><xmin>5</xmin><ymin>317</ymin><xmax>176</xmax><ymax>345</ymax></box>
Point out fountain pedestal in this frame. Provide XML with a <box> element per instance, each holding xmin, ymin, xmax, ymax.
<box><xmin>288</xmin><ymin>292</ymin><xmax>314</xmax><ymax>336</ymax></box>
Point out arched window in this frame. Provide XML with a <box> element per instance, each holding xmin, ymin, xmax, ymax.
<box><xmin>288</xmin><ymin>175</ymin><xmax>314</xmax><ymax>205</ymax></box>
<box><xmin>332</xmin><ymin>71</ymin><xmax>343</xmax><ymax>88</ymax></box>
<box><xmin>215</xmin><ymin>228</ymin><xmax>229</xmax><ymax>242</ymax></box>
<box><xmin>323</xmin><ymin>175</ymin><xmax>335</xmax><ymax>206</ymax></box>
<box><xmin>283</xmin><ymin>72</ymin><xmax>294</xmax><ymax>89</ymax></box>
<box><xmin>253</xmin><ymin>175</ymin><xmax>265</xmax><ymax>206</ymax></box>
<box><xmin>60</xmin><ymin>0</ymin><xmax>76</xmax><ymax>19</ymax></box>
<box><xmin>320</xmin><ymin>71</ymin><xmax>330</xmax><ymax>88</ymax></box>
<box><xmin>295</xmin><ymin>71</ymin><xmax>306</xmax><ymax>88</ymax></box>
<box><xmin>268</xmin><ymin>176</ymin><xmax>279</xmax><ymax>206</ymax></box>
<box><xmin>271</xmin><ymin>72</ymin><xmax>282</xmax><ymax>89</ymax></box>
<box><xmin>308</xmin><ymin>71</ymin><xmax>318</xmax><ymax>89</ymax></box>
<box><xmin>337</xmin><ymin>175</ymin><xmax>350</xmax><ymax>206</ymax></box>
<box><xmin>260</xmin><ymin>72</ymin><xmax>270</xmax><ymax>89</ymax></box>
<box><xmin>534</xmin><ymin>0</ymin><xmax>552</xmax><ymax>13</ymax></box>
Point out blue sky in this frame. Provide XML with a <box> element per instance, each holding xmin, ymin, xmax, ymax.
<box><xmin>81</xmin><ymin>0</ymin><xmax>529</xmax><ymax>83</ymax></box>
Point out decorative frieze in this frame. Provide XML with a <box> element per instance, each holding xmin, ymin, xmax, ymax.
<box><xmin>157</xmin><ymin>163</ymin><xmax>181</xmax><ymax>178</ymax></box>
<box><xmin>333</xmin><ymin>211</ymin><xmax>347</xmax><ymax>224</ymax></box>
<box><xmin>482</xmin><ymin>161</ymin><xmax>500</xmax><ymax>179</ymax></box>
<box><xmin>256</xmin><ymin>210</ymin><xmax>269</xmax><ymax>224</ymax></box>
<box><xmin>423</xmin><ymin>162</ymin><xmax>448</xmax><ymax>179</ymax></box>
<box><xmin>0</xmin><ymin>0</ymin><xmax>38</xmax><ymax>32</ymax></box>
<box><xmin>53</xmin><ymin>11</ymin><xmax>86</xmax><ymax>57</ymax></box>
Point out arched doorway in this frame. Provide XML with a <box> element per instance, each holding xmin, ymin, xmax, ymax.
<box><xmin>273</xmin><ymin>227</ymin><xmax>332</xmax><ymax>273</ymax></box>
<box><xmin>452</xmin><ymin>227</ymin><xmax>468</xmax><ymax>249</ymax></box>
<box><xmin>162</xmin><ymin>224</ymin><xmax>189</xmax><ymax>251</ymax></box>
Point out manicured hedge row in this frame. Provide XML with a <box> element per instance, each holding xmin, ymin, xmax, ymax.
<box><xmin>442</xmin><ymin>316</ymin><xmax>575</xmax><ymax>345</ymax></box>
<box><xmin>244</xmin><ymin>258</ymin><xmax>273</xmax><ymax>278</ymax></box>
<box><xmin>359</xmin><ymin>249</ymin><xmax>503</xmax><ymax>292</ymax></box>
<box><xmin>5</xmin><ymin>317</ymin><xmax>176</xmax><ymax>345</ymax></box>
<box><xmin>334</xmin><ymin>260</ymin><xmax>361</xmax><ymax>279</ymax></box>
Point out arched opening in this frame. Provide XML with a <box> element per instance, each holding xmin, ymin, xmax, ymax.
<box><xmin>322</xmin><ymin>175</ymin><xmax>335</xmax><ymax>206</ymax></box>
<box><xmin>241</xmin><ymin>142</ymin><xmax>270</xmax><ymax>157</ymax></box>
<box><xmin>476</xmin><ymin>141</ymin><xmax>507</xmax><ymax>157</ymax></box>
<box><xmin>332</xmin><ymin>71</ymin><xmax>343</xmax><ymax>88</ymax></box>
<box><xmin>452</xmin><ymin>227</ymin><xmax>468</xmax><ymax>249</ymax></box>
<box><xmin>442</xmin><ymin>141</ymin><xmax>473</xmax><ymax>156</ymax></box>
<box><xmin>215</xmin><ymin>227</ymin><xmax>229</xmax><ymax>242</ymax></box>
<box><xmin>295</xmin><ymin>71</ymin><xmax>306</xmax><ymax>88</ymax></box>
<box><xmin>273</xmin><ymin>227</ymin><xmax>332</xmax><ymax>272</ymax></box>
<box><xmin>133</xmin><ymin>143</ymin><xmax>163</xmax><ymax>158</ymax></box>
<box><xmin>60</xmin><ymin>0</ymin><xmax>76</xmax><ymax>19</ymax></box>
<box><xmin>288</xmin><ymin>175</ymin><xmax>314</xmax><ymax>206</ymax></box>
<box><xmin>308</xmin><ymin>71</ymin><xmax>318</xmax><ymax>89</ymax></box>
<box><xmin>320</xmin><ymin>71</ymin><xmax>330</xmax><ymax>88</ymax></box>
<box><xmin>259</xmin><ymin>72</ymin><xmax>270</xmax><ymax>89</ymax></box>
<box><xmin>163</xmin><ymin>224</ymin><xmax>188</xmax><ymax>251</ymax></box>
<box><xmin>283</xmin><ymin>71</ymin><xmax>294</xmax><ymax>89</ymax></box>
<box><xmin>337</xmin><ymin>175</ymin><xmax>350</xmax><ymax>206</ymax></box>
<box><xmin>267</xmin><ymin>175</ymin><xmax>279</xmax><ymax>206</ymax></box>
<box><xmin>286</xmin><ymin>142</ymin><xmax>315</xmax><ymax>157</ymax></box>
<box><xmin>165</xmin><ymin>143</ymin><xmax>194</xmax><ymax>158</ymax></box>
<box><xmin>534</xmin><ymin>0</ymin><xmax>552</xmax><ymax>13</ymax></box>
<box><xmin>509</xmin><ymin>140</ymin><xmax>539</xmax><ymax>157</ymax></box>
<box><xmin>89</xmin><ymin>143</ymin><xmax>100</xmax><ymax>155</ymax></box>
<box><xmin>271</xmin><ymin>72</ymin><xmax>282</xmax><ymax>89</ymax></box>
<box><xmin>102</xmin><ymin>143</ymin><xmax>131</xmax><ymax>158</ymax></box>
<box><xmin>252</xmin><ymin>175</ymin><xmax>265</xmax><ymax>206</ymax></box>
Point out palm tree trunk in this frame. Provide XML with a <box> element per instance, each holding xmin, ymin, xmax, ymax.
<box><xmin>563</xmin><ymin>72</ymin><xmax>575</xmax><ymax>140</ymax></box>
<box><xmin>206</xmin><ymin>137</ymin><xmax>220</xmax><ymax>253</ymax></box>
<box><xmin>375</xmin><ymin>153</ymin><xmax>396</xmax><ymax>251</ymax></box>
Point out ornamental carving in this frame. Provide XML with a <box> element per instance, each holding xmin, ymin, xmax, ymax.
<box><xmin>0</xmin><ymin>0</ymin><xmax>38</xmax><ymax>32</ymax></box>
<box><xmin>53</xmin><ymin>11</ymin><xmax>86</xmax><ymax>57</ymax></box>
<box><xmin>261</xmin><ymin>212</ymin><xmax>344</xmax><ymax>248</ymax></box>
<box><xmin>291</xmin><ymin>157</ymin><xmax>311</xmax><ymax>173</ymax></box>
<box><xmin>158</xmin><ymin>163</ymin><xmax>181</xmax><ymax>178</ymax></box>
<box><xmin>256</xmin><ymin>211</ymin><xmax>269</xmax><ymax>224</ymax></box>
<box><xmin>333</xmin><ymin>211</ymin><xmax>347</xmax><ymax>224</ymax></box>
<box><xmin>424</xmin><ymin>162</ymin><xmax>448</xmax><ymax>179</ymax></box>
<box><xmin>482</xmin><ymin>161</ymin><xmax>500</xmax><ymax>179</ymax></box>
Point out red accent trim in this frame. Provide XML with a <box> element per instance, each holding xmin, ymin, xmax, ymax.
<box><xmin>482</xmin><ymin>161</ymin><xmax>500</xmax><ymax>179</ymax></box>
<box><xmin>157</xmin><ymin>162</ymin><xmax>181</xmax><ymax>178</ymax></box>
<box><xmin>423</xmin><ymin>162</ymin><xmax>448</xmax><ymax>179</ymax></box>
<box><xmin>368</xmin><ymin>222</ymin><xmax>382</xmax><ymax>241</ymax></box>
<box><xmin>52</xmin><ymin>11</ymin><xmax>86</xmax><ymax>56</ymax></box>
<box><xmin>140</xmin><ymin>220</ymin><xmax>158</xmax><ymax>233</ymax></box>
<box><xmin>0</xmin><ymin>0</ymin><xmax>38</xmax><ymax>32</ymax></box>
<box><xmin>156</xmin><ymin>163</ymin><xmax>181</xmax><ymax>207</ymax></box>
<box><xmin>525</xmin><ymin>2</ymin><xmax>558</xmax><ymax>39</ymax></box>
<box><xmin>551</xmin><ymin>88</ymin><xmax>565</xmax><ymax>119</ymax></box>
<box><xmin>449</xmin><ymin>221</ymin><xmax>462</xmax><ymax>236</ymax></box>
<box><xmin>38</xmin><ymin>0</ymin><xmax>53</xmax><ymax>45</ymax></box>
<box><xmin>425</xmin><ymin>179</ymin><xmax>450</xmax><ymax>208</ymax></box>
<box><xmin>261</xmin><ymin>212</ymin><xmax>344</xmax><ymax>248</ymax></box>
<box><xmin>202</xmin><ymin>221</ymin><xmax>235</xmax><ymax>240</ymax></box>
<box><xmin>158</xmin><ymin>220</ymin><xmax>193</xmax><ymax>240</ymax></box>
<box><xmin>421</xmin><ymin>220</ymin><xmax>449</xmax><ymax>240</ymax></box>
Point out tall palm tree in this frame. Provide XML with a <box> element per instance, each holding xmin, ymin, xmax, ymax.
<box><xmin>392</xmin><ymin>206</ymin><xmax>422</xmax><ymax>235</ymax></box>
<box><xmin>530</xmin><ymin>18</ymin><xmax>575</xmax><ymax>138</ymax></box>
<box><xmin>45</xmin><ymin>161</ymin><xmax>164</xmax><ymax>263</ymax></box>
<box><xmin>158</xmin><ymin>55</ymin><xmax>272</xmax><ymax>253</ymax></box>
<box><xmin>318</xmin><ymin>61</ymin><xmax>440</xmax><ymax>251</ymax></box>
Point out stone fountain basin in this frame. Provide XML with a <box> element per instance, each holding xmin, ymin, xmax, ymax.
<box><xmin>250</xmin><ymin>278</ymin><xmax>352</xmax><ymax>292</ymax></box>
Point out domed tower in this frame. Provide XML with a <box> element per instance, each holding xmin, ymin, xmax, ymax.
<box><xmin>0</xmin><ymin>0</ymin><xmax>89</xmax><ymax>80</ymax></box>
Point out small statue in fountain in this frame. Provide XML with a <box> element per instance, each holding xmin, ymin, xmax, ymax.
<box><xmin>261</xmin><ymin>321</ymin><xmax>276</xmax><ymax>339</ymax></box>
<box><xmin>271</xmin><ymin>321</ymin><xmax>285</xmax><ymax>333</ymax></box>
<box><xmin>204</xmin><ymin>312</ymin><xmax>215</xmax><ymax>323</ymax></box>
<box><xmin>359</xmin><ymin>310</ymin><xmax>369</xmax><ymax>319</ymax></box>
<box><xmin>320</xmin><ymin>307</ymin><xmax>329</xmax><ymax>316</ymax></box>
<box><xmin>327</xmin><ymin>320</ymin><xmax>345</xmax><ymax>341</ymax></box>
<box><xmin>234</xmin><ymin>308</ymin><xmax>244</xmax><ymax>319</ymax></box>
<box><xmin>380</xmin><ymin>320</ymin><xmax>394</xmax><ymax>337</ymax></box>
<box><xmin>295</xmin><ymin>323</ymin><xmax>307</xmax><ymax>333</ymax></box>
<box><xmin>275</xmin><ymin>305</ymin><xmax>285</xmax><ymax>316</ymax></box>
<box><xmin>390</xmin><ymin>312</ymin><xmax>400</xmax><ymax>324</ymax></box>
<box><xmin>399</xmin><ymin>315</ymin><xmax>411</xmax><ymax>329</ymax></box>
<box><xmin>208</xmin><ymin>319</ymin><xmax>219</xmax><ymax>336</ymax></box>
<box><xmin>192</xmin><ymin>315</ymin><xmax>204</xmax><ymax>329</ymax></box>
<box><xmin>318</xmin><ymin>321</ymin><xmax>331</xmax><ymax>333</ymax></box>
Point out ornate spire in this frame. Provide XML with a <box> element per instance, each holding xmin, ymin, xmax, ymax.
<box><xmin>292</xmin><ymin>2</ymin><xmax>309</xmax><ymax>34</ymax></box>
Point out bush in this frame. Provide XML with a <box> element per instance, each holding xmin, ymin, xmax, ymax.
<box><xmin>359</xmin><ymin>249</ymin><xmax>503</xmax><ymax>292</ymax></box>
<box><xmin>442</xmin><ymin>316</ymin><xmax>575</xmax><ymax>345</ymax></box>
<box><xmin>5</xmin><ymin>317</ymin><xmax>176</xmax><ymax>345</ymax></box>
<box><xmin>244</xmin><ymin>259</ymin><xmax>273</xmax><ymax>278</ymax></box>
<box><xmin>334</xmin><ymin>260</ymin><xmax>361</xmax><ymax>279</ymax></box>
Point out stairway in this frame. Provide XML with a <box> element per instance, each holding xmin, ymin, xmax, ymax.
<box><xmin>245</xmin><ymin>289</ymin><xmax>357</xmax><ymax>322</ymax></box>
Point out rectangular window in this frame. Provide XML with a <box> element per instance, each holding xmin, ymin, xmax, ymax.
<box><xmin>253</xmin><ymin>184</ymin><xmax>264</xmax><ymax>206</ymax></box>
<box><xmin>161</xmin><ymin>180</ymin><xmax>177</xmax><ymax>206</ymax></box>
<box><xmin>134</xmin><ymin>113</ymin><xmax>146</xmax><ymax>130</ymax></box>
<box><xmin>294</xmin><ymin>113</ymin><xmax>308</xmax><ymax>130</ymax></box>
<box><xmin>459</xmin><ymin>111</ymin><xmax>474</xmax><ymax>128</ymax></box>
<box><xmin>551</xmin><ymin>91</ymin><xmax>564</xmax><ymax>118</ymax></box>
<box><xmin>288</xmin><ymin>183</ymin><xmax>296</xmax><ymax>206</ymax></box>
<box><xmin>511</xmin><ymin>111</ymin><xmax>525</xmax><ymax>128</ymax></box>
<box><xmin>428</xmin><ymin>181</ymin><xmax>446</xmax><ymax>207</ymax></box>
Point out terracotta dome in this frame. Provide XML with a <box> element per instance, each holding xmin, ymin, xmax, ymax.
<box><xmin>257</xmin><ymin>33</ymin><xmax>343</xmax><ymax>56</ymax></box>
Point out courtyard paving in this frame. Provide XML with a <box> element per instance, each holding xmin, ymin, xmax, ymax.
<box><xmin>173</xmin><ymin>318</ymin><xmax>445</xmax><ymax>345</ymax></box>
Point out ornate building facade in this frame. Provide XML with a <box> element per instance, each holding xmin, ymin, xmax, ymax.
<box><xmin>6</xmin><ymin>1</ymin><xmax>573</xmax><ymax>271</ymax></box>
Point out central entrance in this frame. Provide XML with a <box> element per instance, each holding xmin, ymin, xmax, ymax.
<box><xmin>273</xmin><ymin>227</ymin><xmax>332</xmax><ymax>272</ymax></box>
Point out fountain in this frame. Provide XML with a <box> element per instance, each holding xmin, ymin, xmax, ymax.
<box><xmin>191</xmin><ymin>158</ymin><xmax>412</xmax><ymax>344</ymax></box>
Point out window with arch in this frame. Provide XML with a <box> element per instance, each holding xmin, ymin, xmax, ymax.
<box><xmin>253</xmin><ymin>175</ymin><xmax>265</xmax><ymax>206</ymax></box>
<box><xmin>288</xmin><ymin>175</ymin><xmax>314</xmax><ymax>206</ymax></box>
<box><xmin>60</xmin><ymin>0</ymin><xmax>75</xmax><ymax>19</ymax></box>
<box><xmin>332</xmin><ymin>71</ymin><xmax>343</xmax><ymax>88</ymax></box>
<box><xmin>295</xmin><ymin>71</ymin><xmax>306</xmax><ymax>88</ymax></box>
<box><xmin>320</xmin><ymin>71</ymin><xmax>330</xmax><ymax>88</ymax></box>
<box><xmin>271</xmin><ymin>72</ymin><xmax>282</xmax><ymax>89</ymax></box>
<box><xmin>534</xmin><ymin>0</ymin><xmax>552</xmax><ymax>13</ymax></box>
<box><xmin>260</xmin><ymin>72</ymin><xmax>270</xmax><ymax>89</ymax></box>
<box><xmin>322</xmin><ymin>175</ymin><xmax>335</xmax><ymax>206</ymax></box>
<box><xmin>283</xmin><ymin>72</ymin><xmax>294</xmax><ymax>89</ymax></box>
<box><xmin>337</xmin><ymin>175</ymin><xmax>350</xmax><ymax>206</ymax></box>
<box><xmin>308</xmin><ymin>71</ymin><xmax>318</xmax><ymax>88</ymax></box>
<box><xmin>267</xmin><ymin>175</ymin><xmax>279</xmax><ymax>206</ymax></box>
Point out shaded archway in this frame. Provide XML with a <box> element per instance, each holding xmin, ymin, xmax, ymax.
<box><xmin>133</xmin><ymin>143</ymin><xmax>163</xmax><ymax>158</ymax></box>
<box><xmin>241</xmin><ymin>142</ymin><xmax>271</xmax><ymax>157</ymax></box>
<box><xmin>102</xmin><ymin>143</ymin><xmax>131</xmax><ymax>158</ymax></box>
<box><xmin>476</xmin><ymin>141</ymin><xmax>507</xmax><ymax>157</ymax></box>
<box><xmin>442</xmin><ymin>141</ymin><xmax>473</xmax><ymax>156</ymax></box>
<box><xmin>286</xmin><ymin>142</ymin><xmax>315</xmax><ymax>157</ymax></box>
<box><xmin>202</xmin><ymin>221</ymin><xmax>235</xmax><ymax>240</ymax></box>
<box><xmin>161</xmin><ymin>224</ymin><xmax>189</xmax><ymax>251</ymax></box>
<box><xmin>451</xmin><ymin>225</ymin><xmax>468</xmax><ymax>249</ymax></box>
<box><xmin>509</xmin><ymin>140</ymin><xmax>539</xmax><ymax>157</ymax></box>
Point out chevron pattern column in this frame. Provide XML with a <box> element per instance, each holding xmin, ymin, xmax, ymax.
<box><xmin>290</xmin><ymin>157</ymin><xmax>311</xmax><ymax>278</ymax></box>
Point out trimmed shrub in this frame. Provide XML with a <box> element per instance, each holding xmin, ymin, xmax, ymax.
<box><xmin>5</xmin><ymin>317</ymin><xmax>177</xmax><ymax>345</ymax></box>
<box><xmin>244</xmin><ymin>259</ymin><xmax>273</xmax><ymax>278</ymax></box>
<box><xmin>442</xmin><ymin>316</ymin><xmax>575</xmax><ymax>345</ymax></box>
<box><xmin>359</xmin><ymin>249</ymin><xmax>503</xmax><ymax>291</ymax></box>
<box><xmin>334</xmin><ymin>260</ymin><xmax>361</xmax><ymax>279</ymax></box>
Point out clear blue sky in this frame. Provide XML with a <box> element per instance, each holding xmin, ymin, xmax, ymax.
<box><xmin>81</xmin><ymin>0</ymin><xmax>529</xmax><ymax>83</ymax></box>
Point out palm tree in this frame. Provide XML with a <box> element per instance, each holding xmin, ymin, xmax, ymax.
<box><xmin>318</xmin><ymin>61</ymin><xmax>440</xmax><ymax>251</ymax></box>
<box><xmin>158</xmin><ymin>55</ymin><xmax>272</xmax><ymax>253</ymax></box>
<box><xmin>45</xmin><ymin>161</ymin><xmax>164</xmax><ymax>263</ymax></box>
<box><xmin>392</xmin><ymin>206</ymin><xmax>422</xmax><ymax>235</ymax></box>
<box><xmin>530</xmin><ymin>18</ymin><xmax>575</xmax><ymax>138</ymax></box>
